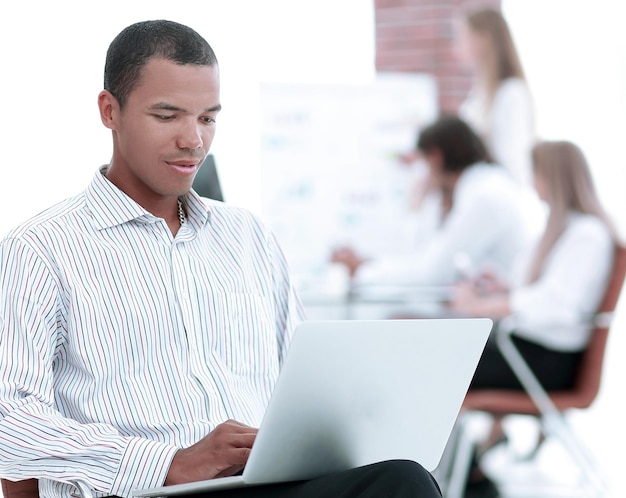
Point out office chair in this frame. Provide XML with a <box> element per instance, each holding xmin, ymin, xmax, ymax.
<box><xmin>1</xmin><ymin>478</ymin><xmax>38</xmax><ymax>498</ymax></box>
<box><xmin>1</xmin><ymin>477</ymin><xmax>96</xmax><ymax>498</ymax></box>
<box><xmin>1</xmin><ymin>476</ymin><xmax>93</xmax><ymax>498</ymax></box>
<box><xmin>439</xmin><ymin>243</ymin><xmax>626</xmax><ymax>498</ymax></box>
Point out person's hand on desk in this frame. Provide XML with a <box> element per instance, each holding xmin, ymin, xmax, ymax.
<box><xmin>448</xmin><ymin>281</ymin><xmax>511</xmax><ymax>319</ymax></box>
<box><xmin>165</xmin><ymin>419</ymin><xmax>258</xmax><ymax>485</ymax></box>
<box><xmin>330</xmin><ymin>247</ymin><xmax>367</xmax><ymax>278</ymax></box>
<box><xmin>448</xmin><ymin>281</ymin><xmax>482</xmax><ymax>316</ymax></box>
<box><xmin>472</xmin><ymin>268</ymin><xmax>509</xmax><ymax>294</ymax></box>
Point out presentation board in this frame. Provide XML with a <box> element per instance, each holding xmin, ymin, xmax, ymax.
<box><xmin>259</xmin><ymin>73</ymin><xmax>438</xmax><ymax>294</ymax></box>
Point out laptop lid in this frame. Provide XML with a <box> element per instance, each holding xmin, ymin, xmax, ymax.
<box><xmin>133</xmin><ymin>318</ymin><xmax>491</xmax><ymax>496</ymax></box>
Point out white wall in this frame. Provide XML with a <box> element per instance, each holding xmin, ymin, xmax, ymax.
<box><xmin>503</xmin><ymin>0</ymin><xmax>626</xmax><ymax>237</ymax></box>
<box><xmin>0</xmin><ymin>0</ymin><xmax>375</xmax><ymax>236</ymax></box>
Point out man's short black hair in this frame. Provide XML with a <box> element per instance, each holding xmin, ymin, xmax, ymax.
<box><xmin>104</xmin><ymin>20</ymin><xmax>218</xmax><ymax>108</ymax></box>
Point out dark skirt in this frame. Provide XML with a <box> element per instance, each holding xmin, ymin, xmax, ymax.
<box><xmin>469</xmin><ymin>329</ymin><xmax>583</xmax><ymax>391</ymax></box>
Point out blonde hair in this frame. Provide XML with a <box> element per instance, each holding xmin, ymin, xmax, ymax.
<box><xmin>466</xmin><ymin>8</ymin><xmax>525</xmax><ymax>108</ymax></box>
<box><xmin>526</xmin><ymin>141</ymin><xmax>618</xmax><ymax>283</ymax></box>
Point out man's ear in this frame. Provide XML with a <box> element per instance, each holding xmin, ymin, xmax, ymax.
<box><xmin>98</xmin><ymin>90</ymin><xmax>120</xmax><ymax>130</ymax></box>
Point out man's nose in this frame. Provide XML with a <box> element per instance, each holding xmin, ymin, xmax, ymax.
<box><xmin>177</xmin><ymin>120</ymin><xmax>203</xmax><ymax>150</ymax></box>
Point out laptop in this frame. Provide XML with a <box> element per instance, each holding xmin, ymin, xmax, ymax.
<box><xmin>133</xmin><ymin>318</ymin><xmax>491</xmax><ymax>496</ymax></box>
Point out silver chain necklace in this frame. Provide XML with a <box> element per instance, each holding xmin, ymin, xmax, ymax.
<box><xmin>177</xmin><ymin>198</ymin><xmax>186</xmax><ymax>226</ymax></box>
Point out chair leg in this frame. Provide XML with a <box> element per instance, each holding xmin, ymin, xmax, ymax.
<box><xmin>513</xmin><ymin>423</ymin><xmax>545</xmax><ymax>462</ymax></box>
<box><xmin>437</xmin><ymin>411</ymin><xmax>494</xmax><ymax>498</ymax></box>
<box><xmin>431</xmin><ymin>419</ymin><xmax>460</xmax><ymax>491</ymax></box>
<box><xmin>541</xmin><ymin>412</ymin><xmax>609</xmax><ymax>497</ymax></box>
<box><xmin>476</xmin><ymin>415</ymin><xmax>508</xmax><ymax>458</ymax></box>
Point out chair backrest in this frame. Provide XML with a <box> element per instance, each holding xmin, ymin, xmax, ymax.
<box><xmin>464</xmin><ymin>242</ymin><xmax>626</xmax><ymax>414</ymax></box>
<box><xmin>566</xmin><ymin>242</ymin><xmax>626</xmax><ymax>408</ymax></box>
<box><xmin>1</xmin><ymin>478</ymin><xmax>38</xmax><ymax>498</ymax></box>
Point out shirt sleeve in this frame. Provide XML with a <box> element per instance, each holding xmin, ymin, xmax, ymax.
<box><xmin>0</xmin><ymin>236</ymin><xmax>178</xmax><ymax>496</ymax></box>
<box><xmin>357</xmin><ymin>180</ymin><xmax>518</xmax><ymax>286</ymax></box>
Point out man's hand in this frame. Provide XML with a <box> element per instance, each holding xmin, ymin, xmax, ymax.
<box><xmin>165</xmin><ymin>419</ymin><xmax>258</xmax><ymax>485</ymax></box>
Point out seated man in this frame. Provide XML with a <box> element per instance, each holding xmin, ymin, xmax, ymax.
<box><xmin>0</xmin><ymin>20</ymin><xmax>440</xmax><ymax>498</ymax></box>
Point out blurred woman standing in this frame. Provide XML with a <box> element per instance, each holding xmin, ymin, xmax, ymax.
<box><xmin>456</xmin><ymin>8</ymin><xmax>535</xmax><ymax>189</ymax></box>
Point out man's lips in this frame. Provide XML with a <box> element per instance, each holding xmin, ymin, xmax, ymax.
<box><xmin>167</xmin><ymin>160</ymin><xmax>199</xmax><ymax>167</ymax></box>
<box><xmin>166</xmin><ymin>160</ymin><xmax>199</xmax><ymax>175</ymax></box>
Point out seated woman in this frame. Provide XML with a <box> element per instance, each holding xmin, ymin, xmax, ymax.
<box><xmin>451</xmin><ymin>139</ymin><xmax>618</xmax><ymax>390</ymax></box>
<box><xmin>449</xmin><ymin>140</ymin><xmax>619</xmax><ymax>497</ymax></box>
<box><xmin>332</xmin><ymin>115</ymin><xmax>532</xmax><ymax>288</ymax></box>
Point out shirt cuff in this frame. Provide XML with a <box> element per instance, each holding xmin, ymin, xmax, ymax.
<box><xmin>109</xmin><ymin>437</ymin><xmax>179</xmax><ymax>497</ymax></box>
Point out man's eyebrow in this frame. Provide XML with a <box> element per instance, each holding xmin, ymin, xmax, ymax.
<box><xmin>149</xmin><ymin>102</ymin><xmax>182</xmax><ymax>111</ymax></box>
<box><xmin>148</xmin><ymin>102</ymin><xmax>222</xmax><ymax>113</ymax></box>
<box><xmin>205</xmin><ymin>104</ymin><xmax>222</xmax><ymax>113</ymax></box>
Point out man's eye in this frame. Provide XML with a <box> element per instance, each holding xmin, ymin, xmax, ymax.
<box><xmin>154</xmin><ymin>114</ymin><xmax>174</xmax><ymax>120</ymax></box>
<box><xmin>201</xmin><ymin>117</ymin><xmax>216</xmax><ymax>124</ymax></box>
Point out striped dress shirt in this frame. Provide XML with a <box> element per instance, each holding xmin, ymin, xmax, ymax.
<box><xmin>0</xmin><ymin>167</ymin><xmax>306</xmax><ymax>498</ymax></box>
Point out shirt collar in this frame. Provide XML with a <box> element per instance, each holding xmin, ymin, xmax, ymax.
<box><xmin>182</xmin><ymin>188</ymin><xmax>212</xmax><ymax>230</ymax></box>
<box><xmin>85</xmin><ymin>166</ymin><xmax>211</xmax><ymax>231</ymax></box>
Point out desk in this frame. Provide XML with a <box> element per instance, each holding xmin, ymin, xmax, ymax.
<box><xmin>300</xmin><ymin>283</ymin><xmax>453</xmax><ymax>320</ymax></box>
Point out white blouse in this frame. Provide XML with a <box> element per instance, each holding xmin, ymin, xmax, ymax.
<box><xmin>510</xmin><ymin>213</ymin><xmax>614</xmax><ymax>351</ymax></box>
<box><xmin>460</xmin><ymin>77</ymin><xmax>535</xmax><ymax>188</ymax></box>
<box><xmin>460</xmin><ymin>77</ymin><xmax>544</xmax><ymax>235</ymax></box>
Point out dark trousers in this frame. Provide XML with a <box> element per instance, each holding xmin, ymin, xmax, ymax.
<box><xmin>470</xmin><ymin>332</ymin><xmax>583</xmax><ymax>391</ymax></box>
<box><xmin>186</xmin><ymin>460</ymin><xmax>441</xmax><ymax>498</ymax></box>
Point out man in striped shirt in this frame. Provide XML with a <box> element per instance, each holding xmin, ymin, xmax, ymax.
<box><xmin>0</xmin><ymin>20</ymin><xmax>440</xmax><ymax>498</ymax></box>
